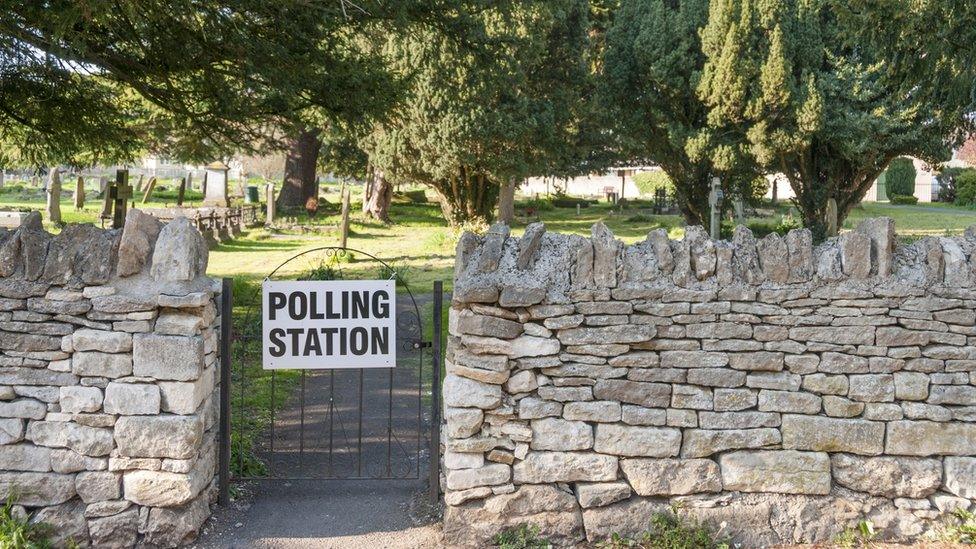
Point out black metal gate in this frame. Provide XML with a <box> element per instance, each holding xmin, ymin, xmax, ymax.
<box><xmin>216</xmin><ymin>248</ymin><xmax>442</xmax><ymax>503</ymax></box>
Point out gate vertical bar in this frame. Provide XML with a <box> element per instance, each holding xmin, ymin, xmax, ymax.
<box><xmin>429</xmin><ymin>280</ymin><xmax>443</xmax><ymax>504</ymax></box>
<box><xmin>218</xmin><ymin>277</ymin><xmax>233</xmax><ymax>505</ymax></box>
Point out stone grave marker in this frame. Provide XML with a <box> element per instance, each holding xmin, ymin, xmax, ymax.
<box><xmin>203</xmin><ymin>162</ymin><xmax>229</xmax><ymax>207</ymax></box>
<box><xmin>177</xmin><ymin>177</ymin><xmax>187</xmax><ymax>206</ymax></box>
<box><xmin>141</xmin><ymin>176</ymin><xmax>158</xmax><ymax>204</ymax></box>
<box><xmin>111</xmin><ymin>169</ymin><xmax>133</xmax><ymax>229</ymax></box>
<box><xmin>74</xmin><ymin>176</ymin><xmax>85</xmax><ymax>210</ymax></box>
<box><xmin>45</xmin><ymin>168</ymin><xmax>62</xmax><ymax>224</ymax></box>
<box><xmin>265</xmin><ymin>182</ymin><xmax>275</xmax><ymax>226</ymax></box>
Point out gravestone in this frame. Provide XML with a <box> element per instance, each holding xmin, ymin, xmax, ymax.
<box><xmin>340</xmin><ymin>186</ymin><xmax>350</xmax><ymax>248</ymax></box>
<box><xmin>826</xmin><ymin>198</ymin><xmax>839</xmax><ymax>237</ymax></box>
<box><xmin>74</xmin><ymin>176</ymin><xmax>85</xmax><ymax>210</ymax></box>
<box><xmin>202</xmin><ymin>162</ymin><xmax>229</xmax><ymax>207</ymax></box>
<box><xmin>265</xmin><ymin>183</ymin><xmax>276</xmax><ymax>226</ymax></box>
<box><xmin>177</xmin><ymin>177</ymin><xmax>187</xmax><ymax>206</ymax></box>
<box><xmin>134</xmin><ymin>174</ymin><xmax>144</xmax><ymax>194</ymax></box>
<box><xmin>708</xmin><ymin>176</ymin><xmax>723</xmax><ymax>239</ymax></box>
<box><xmin>46</xmin><ymin>168</ymin><xmax>62</xmax><ymax>224</ymax></box>
<box><xmin>187</xmin><ymin>172</ymin><xmax>194</xmax><ymax>191</ymax></box>
<box><xmin>141</xmin><ymin>176</ymin><xmax>158</xmax><ymax>204</ymax></box>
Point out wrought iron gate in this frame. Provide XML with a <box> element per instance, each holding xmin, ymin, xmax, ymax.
<box><xmin>217</xmin><ymin>248</ymin><xmax>442</xmax><ymax>503</ymax></box>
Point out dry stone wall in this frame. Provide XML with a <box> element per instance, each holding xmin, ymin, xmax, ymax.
<box><xmin>443</xmin><ymin>218</ymin><xmax>976</xmax><ymax>547</ymax></box>
<box><xmin>0</xmin><ymin>211</ymin><xmax>220</xmax><ymax>547</ymax></box>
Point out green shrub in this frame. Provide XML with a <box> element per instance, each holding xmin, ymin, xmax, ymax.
<box><xmin>885</xmin><ymin>157</ymin><xmax>916</xmax><ymax>198</ymax></box>
<box><xmin>0</xmin><ymin>499</ymin><xmax>54</xmax><ymax>548</ymax></box>
<box><xmin>939</xmin><ymin>508</ymin><xmax>976</xmax><ymax>544</ymax></box>
<box><xmin>518</xmin><ymin>196</ymin><xmax>554</xmax><ymax>212</ymax></box>
<box><xmin>551</xmin><ymin>195</ymin><xmax>593</xmax><ymax>209</ymax></box>
<box><xmin>633</xmin><ymin>171</ymin><xmax>674</xmax><ymax>197</ymax></box>
<box><xmin>626</xmin><ymin>214</ymin><xmax>654</xmax><ymax>223</ymax></box>
<box><xmin>597</xmin><ymin>511</ymin><xmax>730</xmax><ymax>549</ymax></box>
<box><xmin>494</xmin><ymin>524</ymin><xmax>551</xmax><ymax>549</ymax></box>
<box><xmin>954</xmin><ymin>168</ymin><xmax>976</xmax><ymax>206</ymax></box>
<box><xmin>889</xmin><ymin>194</ymin><xmax>918</xmax><ymax>205</ymax></box>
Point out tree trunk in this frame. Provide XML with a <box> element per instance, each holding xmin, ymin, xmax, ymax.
<box><xmin>498</xmin><ymin>178</ymin><xmax>516</xmax><ymax>225</ymax></box>
<box><xmin>276</xmin><ymin>129</ymin><xmax>322</xmax><ymax>212</ymax></box>
<box><xmin>362</xmin><ymin>167</ymin><xmax>393</xmax><ymax>222</ymax></box>
<box><xmin>430</xmin><ymin>166</ymin><xmax>499</xmax><ymax>227</ymax></box>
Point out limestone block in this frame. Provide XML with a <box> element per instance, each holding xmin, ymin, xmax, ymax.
<box><xmin>556</xmin><ymin>325</ymin><xmax>654</xmax><ymax>346</ymax></box>
<box><xmin>461</xmin><ymin>334</ymin><xmax>560</xmax><ymax>358</ymax></box>
<box><xmin>88</xmin><ymin>507</ymin><xmax>138</xmax><ymax>547</ymax></box>
<box><xmin>782</xmin><ymin>415</ymin><xmax>884</xmax><ymax>455</ymax></box>
<box><xmin>446</xmin><ymin>464</ymin><xmax>510</xmax><ymax>490</ymax></box>
<box><xmin>29</xmin><ymin>500</ymin><xmax>88</xmax><ymax>547</ymax></box>
<box><xmin>719</xmin><ymin>450</ymin><xmax>830</xmax><ymax>495</ymax></box>
<box><xmin>671</xmin><ymin>385</ymin><xmax>713</xmax><ymax>410</ymax></box>
<box><xmin>944</xmin><ymin>457</ymin><xmax>976</xmax><ymax>498</ymax></box>
<box><xmin>59</xmin><ymin>386</ymin><xmax>102</xmax><ymax>414</ymax></box>
<box><xmin>155</xmin><ymin>312</ymin><xmax>204</xmax><ymax>336</ymax></box>
<box><xmin>0</xmin><ymin>398</ymin><xmax>47</xmax><ymax>419</ymax></box>
<box><xmin>563</xmin><ymin>401</ymin><xmax>621</xmax><ymax>423</ymax></box>
<box><xmin>512</xmin><ymin>451</ymin><xmax>617</xmax><ymax>483</ymax></box>
<box><xmin>445</xmin><ymin>487</ymin><xmax>492</xmax><ymax>505</ymax></box>
<box><xmin>518</xmin><ymin>398</ymin><xmax>561</xmax><ymax>419</ymax></box>
<box><xmin>530</xmin><ymin>418</ymin><xmax>592</xmax><ymax>451</ymax></box>
<box><xmin>732</xmin><ymin>226</ymin><xmax>764</xmax><ymax>284</ymax></box>
<box><xmin>681</xmin><ymin>428</ymin><xmax>781</xmax><ymax>458</ymax></box>
<box><xmin>132</xmin><ymin>334</ymin><xmax>204</xmax><ymax>381</ymax></box>
<box><xmin>114</xmin><ymin>415</ymin><xmax>203</xmax><ymax>459</ymax></box>
<box><xmin>929</xmin><ymin>385</ymin><xmax>976</xmax><ymax>406</ymax></box>
<box><xmin>443</xmin><ymin>374</ymin><xmax>502</xmax><ymax>409</ymax></box>
<box><xmin>621</xmin><ymin>458</ymin><xmax>721</xmax><ymax>496</ymax></box>
<box><xmin>150</xmin><ymin>216</ymin><xmax>209</xmax><ymax>282</ymax></box>
<box><xmin>445</xmin><ymin>407</ymin><xmax>484</xmax><ymax>439</ymax></box>
<box><xmin>26</xmin><ymin>421</ymin><xmax>114</xmax><ymax>456</ymax></box>
<box><xmin>729</xmin><ymin>351</ymin><xmax>784</xmax><ymax>372</ymax></box>
<box><xmin>593</xmin><ymin>424</ymin><xmax>680</xmax><ymax>457</ymax></box>
<box><xmin>713</xmin><ymin>389</ymin><xmax>757</xmax><ymax>411</ymax></box>
<box><xmin>0</xmin><ymin>472</ymin><xmax>76</xmax><ymax>506</ymax></box>
<box><xmin>593</xmin><ymin>379</ymin><xmax>670</xmax><ymax>408</ymax></box>
<box><xmin>443</xmin><ymin>485</ymin><xmax>584</xmax><ymax>547</ymax></box>
<box><xmin>855</xmin><ymin>217</ymin><xmax>895</xmax><ymax>276</ymax></box>
<box><xmin>848</xmin><ymin>374</ymin><xmax>895</xmax><ymax>402</ymax></box>
<box><xmin>75</xmin><ymin>471</ymin><xmax>122</xmax><ymax>503</ymax></box>
<box><xmin>72</xmin><ymin>352</ymin><xmax>132</xmax><ymax>378</ymax></box>
<box><xmin>661</xmin><ymin>351</ymin><xmax>729</xmax><ymax>369</ymax></box>
<box><xmin>785</xmin><ymin>228</ymin><xmax>814</xmax><ymax>283</ymax></box>
<box><xmin>801</xmin><ymin>374</ymin><xmax>848</xmax><ymax>396</ymax></box>
<box><xmin>840</xmin><ymin>232</ymin><xmax>871</xmax><ymax>278</ymax></box>
<box><xmin>0</xmin><ymin>444</ymin><xmax>51</xmax><ymax>471</ymax></box>
<box><xmin>757</xmin><ymin>233</ymin><xmax>789</xmax><ymax>283</ymax></box>
<box><xmin>142</xmin><ymin>493</ymin><xmax>210</xmax><ymax>547</ymax></box>
<box><xmin>758</xmin><ymin>390</ymin><xmax>821</xmax><ymax>414</ymax></box>
<box><xmin>0</xmin><ymin>418</ymin><xmax>23</xmax><ymax>445</ymax></box>
<box><xmin>504</xmin><ymin>370</ymin><xmax>538</xmax><ymax>394</ymax></box>
<box><xmin>72</xmin><ymin>328</ymin><xmax>132</xmax><ymax>353</ymax></box>
<box><xmin>831</xmin><ymin>455</ymin><xmax>941</xmax><ymax>498</ymax></box>
<box><xmin>620</xmin><ymin>405</ymin><xmax>666</xmax><ymax>426</ymax></box>
<box><xmin>103</xmin><ymin>382</ymin><xmax>161</xmax><ymax>415</ymax></box>
<box><xmin>698</xmin><ymin>412</ymin><xmax>779</xmax><ymax>430</ymax></box>
<box><xmin>90</xmin><ymin>294</ymin><xmax>156</xmax><ymax>314</ymax></box>
<box><xmin>117</xmin><ymin>209</ymin><xmax>163</xmax><ymax>277</ymax></box>
<box><xmin>123</xmin><ymin>448</ymin><xmax>213</xmax><ymax>506</ymax></box>
<box><xmin>159</xmin><ymin>366</ymin><xmax>214</xmax><ymax>414</ymax></box>
<box><xmin>591</xmin><ymin>223</ymin><xmax>620</xmax><ymax>288</ymax></box>
<box><xmin>575</xmin><ymin>481</ymin><xmax>631</xmax><ymax>509</ymax></box>
<box><xmin>885</xmin><ymin>420</ymin><xmax>976</xmax><ymax>456</ymax></box>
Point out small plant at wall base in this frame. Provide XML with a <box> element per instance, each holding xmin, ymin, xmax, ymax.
<box><xmin>0</xmin><ymin>499</ymin><xmax>54</xmax><ymax>548</ymax></box>
<box><xmin>596</xmin><ymin>512</ymin><xmax>730</xmax><ymax>549</ymax></box>
<box><xmin>834</xmin><ymin>520</ymin><xmax>879</xmax><ymax>548</ymax></box>
<box><xmin>493</xmin><ymin>524</ymin><xmax>552</xmax><ymax>549</ymax></box>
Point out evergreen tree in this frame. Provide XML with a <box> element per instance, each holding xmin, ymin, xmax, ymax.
<box><xmin>600</xmin><ymin>0</ymin><xmax>759</xmax><ymax>229</ymax></box>
<box><xmin>365</xmin><ymin>0</ymin><xmax>591</xmax><ymax>226</ymax></box>
<box><xmin>698</xmin><ymin>0</ymin><xmax>972</xmax><ymax>238</ymax></box>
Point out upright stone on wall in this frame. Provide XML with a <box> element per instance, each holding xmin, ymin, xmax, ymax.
<box><xmin>0</xmin><ymin>213</ymin><xmax>221</xmax><ymax>548</ymax></box>
<box><xmin>444</xmin><ymin>218</ymin><xmax>976</xmax><ymax>548</ymax></box>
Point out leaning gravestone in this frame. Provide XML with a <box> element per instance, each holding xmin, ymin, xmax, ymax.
<box><xmin>74</xmin><ymin>176</ymin><xmax>85</xmax><ymax>210</ymax></box>
<box><xmin>141</xmin><ymin>176</ymin><xmax>158</xmax><ymax>204</ymax></box>
<box><xmin>45</xmin><ymin>168</ymin><xmax>61</xmax><ymax>224</ymax></box>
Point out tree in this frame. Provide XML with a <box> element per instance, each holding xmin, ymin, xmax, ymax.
<box><xmin>885</xmin><ymin>158</ymin><xmax>916</xmax><ymax>198</ymax></box>
<box><xmin>600</xmin><ymin>0</ymin><xmax>758</xmax><ymax>229</ymax></box>
<box><xmin>365</xmin><ymin>0</ymin><xmax>591</xmax><ymax>226</ymax></box>
<box><xmin>698</xmin><ymin>0</ymin><xmax>972</xmax><ymax>238</ymax></box>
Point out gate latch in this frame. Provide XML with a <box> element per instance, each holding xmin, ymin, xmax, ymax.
<box><xmin>413</xmin><ymin>341</ymin><xmax>432</xmax><ymax>349</ymax></box>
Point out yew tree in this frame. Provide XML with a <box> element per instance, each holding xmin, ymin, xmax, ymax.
<box><xmin>698</xmin><ymin>0</ymin><xmax>973</xmax><ymax>238</ymax></box>
<box><xmin>366</xmin><ymin>0</ymin><xmax>591</xmax><ymax>226</ymax></box>
<box><xmin>600</xmin><ymin>0</ymin><xmax>759</xmax><ymax>229</ymax></box>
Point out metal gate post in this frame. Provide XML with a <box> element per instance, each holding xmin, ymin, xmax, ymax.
<box><xmin>218</xmin><ymin>277</ymin><xmax>233</xmax><ymax>505</ymax></box>
<box><xmin>429</xmin><ymin>281</ymin><xmax>443</xmax><ymax>504</ymax></box>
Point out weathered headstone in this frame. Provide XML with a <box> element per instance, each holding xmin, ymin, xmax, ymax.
<box><xmin>708</xmin><ymin>176</ymin><xmax>723</xmax><ymax>240</ymax></box>
<box><xmin>186</xmin><ymin>172</ymin><xmax>193</xmax><ymax>191</ymax></box>
<box><xmin>340</xmin><ymin>186</ymin><xmax>350</xmax><ymax>248</ymax></box>
<box><xmin>134</xmin><ymin>174</ymin><xmax>144</xmax><ymax>195</ymax></box>
<box><xmin>177</xmin><ymin>178</ymin><xmax>186</xmax><ymax>206</ymax></box>
<box><xmin>141</xmin><ymin>176</ymin><xmax>157</xmax><ymax>204</ymax></box>
<box><xmin>265</xmin><ymin>183</ymin><xmax>276</xmax><ymax>226</ymax></box>
<box><xmin>74</xmin><ymin>176</ymin><xmax>85</xmax><ymax>210</ymax></box>
<box><xmin>0</xmin><ymin>170</ymin><xmax>4</xmax><ymax>188</ymax></box>
<box><xmin>46</xmin><ymin>168</ymin><xmax>62</xmax><ymax>224</ymax></box>
<box><xmin>202</xmin><ymin>162</ymin><xmax>229</xmax><ymax>207</ymax></box>
<box><xmin>111</xmin><ymin>170</ymin><xmax>132</xmax><ymax>230</ymax></box>
<box><xmin>98</xmin><ymin>176</ymin><xmax>107</xmax><ymax>194</ymax></box>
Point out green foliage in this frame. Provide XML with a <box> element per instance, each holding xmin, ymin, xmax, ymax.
<box><xmin>834</xmin><ymin>520</ymin><xmax>878</xmax><ymax>548</ymax></box>
<box><xmin>939</xmin><ymin>508</ymin><xmax>976</xmax><ymax>544</ymax></box>
<box><xmin>518</xmin><ymin>197</ymin><xmax>555</xmax><ymax>212</ymax></box>
<box><xmin>889</xmin><ymin>195</ymin><xmax>918</xmax><ymax>205</ymax></box>
<box><xmin>550</xmin><ymin>195</ymin><xmax>594</xmax><ymax>208</ymax></box>
<box><xmin>954</xmin><ymin>169</ymin><xmax>976</xmax><ymax>206</ymax></box>
<box><xmin>633</xmin><ymin>172</ymin><xmax>675</xmax><ymax>197</ymax></box>
<box><xmin>493</xmin><ymin>524</ymin><xmax>552</xmax><ymax>549</ymax></box>
<box><xmin>0</xmin><ymin>499</ymin><xmax>53</xmax><ymax>549</ymax></box>
<box><xmin>885</xmin><ymin>158</ymin><xmax>916</xmax><ymax>197</ymax></box>
<box><xmin>376</xmin><ymin>263</ymin><xmax>411</xmax><ymax>287</ymax></box>
<box><xmin>596</xmin><ymin>512</ymin><xmax>730</xmax><ymax>549</ymax></box>
<box><xmin>697</xmin><ymin>0</ymin><xmax>973</xmax><ymax>239</ymax></box>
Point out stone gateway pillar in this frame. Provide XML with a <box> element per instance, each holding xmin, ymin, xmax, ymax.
<box><xmin>0</xmin><ymin>212</ymin><xmax>221</xmax><ymax>547</ymax></box>
<box><xmin>442</xmin><ymin>217</ymin><xmax>976</xmax><ymax>547</ymax></box>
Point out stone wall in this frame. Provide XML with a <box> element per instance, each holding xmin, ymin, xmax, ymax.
<box><xmin>0</xmin><ymin>211</ymin><xmax>220</xmax><ymax>547</ymax></box>
<box><xmin>443</xmin><ymin>218</ymin><xmax>976</xmax><ymax>547</ymax></box>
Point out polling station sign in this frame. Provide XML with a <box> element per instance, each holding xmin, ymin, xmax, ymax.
<box><xmin>262</xmin><ymin>280</ymin><xmax>396</xmax><ymax>369</ymax></box>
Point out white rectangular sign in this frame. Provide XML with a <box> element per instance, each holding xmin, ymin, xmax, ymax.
<box><xmin>262</xmin><ymin>280</ymin><xmax>396</xmax><ymax>369</ymax></box>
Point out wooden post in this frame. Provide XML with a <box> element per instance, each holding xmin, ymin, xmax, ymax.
<box><xmin>340</xmin><ymin>186</ymin><xmax>350</xmax><ymax>248</ymax></box>
<box><xmin>46</xmin><ymin>168</ymin><xmax>62</xmax><ymax>224</ymax></box>
<box><xmin>265</xmin><ymin>183</ymin><xmax>275</xmax><ymax>226</ymax></box>
<box><xmin>140</xmin><ymin>176</ymin><xmax>158</xmax><ymax>204</ymax></box>
<box><xmin>112</xmin><ymin>170</ymin><xmax>132</xmax><ymax>229</ymax></box>
<box><xmin>74</xmin><ymin>176</ymin><xmax>85</xmax><ymax>210</ymax></box>
<box><xmin>826</xmin><ymin>198</ymin><xmax>839</xmax><ymax>237</ymax></box>
<box><xmin>177</xmin><ymin>178</ymin><xmax>186</xmax><ymax>206</ymax></box>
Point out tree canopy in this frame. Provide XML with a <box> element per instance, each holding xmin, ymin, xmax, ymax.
<box><xmin>697</xmin><ymin>0</ymin><xmax>974</xmax><ymax>238</ymax></box>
